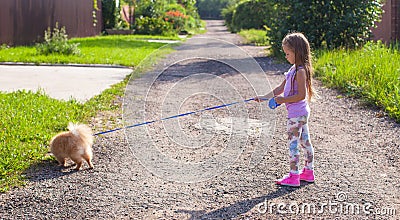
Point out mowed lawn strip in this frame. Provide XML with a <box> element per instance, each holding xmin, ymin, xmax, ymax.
<box><xmin>0</xmin><ymin>35</ymin><xmax>179</xmax><ymax>67</ymax></box>
<box><xmin>0</xmin><ymin>35</ymin><xmax>177</xmax><ymax>192</ymax></box>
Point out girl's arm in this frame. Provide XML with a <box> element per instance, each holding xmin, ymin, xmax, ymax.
<box><xmin>275</xmin><ymin>69</ymin><xmax>307</xmax><ymax>104</ymax></box>
<box><xmin>273</xmin><ymin>79</ymin><xmax>286</xmax><ymax>96</ymax></box>
<box><xmin>254</xmin><ymin>79</ymin><xmax>286</xmax><ymax>102</ymax></box>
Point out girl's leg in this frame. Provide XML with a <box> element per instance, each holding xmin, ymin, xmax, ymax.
<box><xmin>287</xmin><ymin>116</ymin><xmax>307</xmax><ymax>174</ymax></box>
<box><xmin>276</xmin><ymin>116</ymin><xmax>307</xmax><ymax>187</ymax></box>
<box><xmin>300</xmin><ymin>121</ymin><xmax>314</xmax><ymax>170</ymax></box>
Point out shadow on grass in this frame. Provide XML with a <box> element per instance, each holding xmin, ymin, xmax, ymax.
<box><xmin>175</xmin><ymin>184</ymin><xmax>311</xmax><ymax>219</ymax></box>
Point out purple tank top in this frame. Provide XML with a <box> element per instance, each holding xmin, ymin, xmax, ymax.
<box><xmin>284</xmin><ymin>65</ymin><xmax>310</xmax><ymax>118</ymax></box>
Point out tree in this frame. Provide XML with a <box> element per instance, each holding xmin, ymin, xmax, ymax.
<box><xmin>196</xmin><ymin>0</ymin><xmax>234</xmax><ymax>19</ymax></box>
<box><xmin>102</xmin><ymin>0</ymin><xmax>118</xmax><ymax>30</ymax></box>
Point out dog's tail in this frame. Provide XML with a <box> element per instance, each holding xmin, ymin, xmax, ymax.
<box><xmin>67</xmin><ymin>122</ymin><xmax>94</xmax><ymax>146</ymax></box>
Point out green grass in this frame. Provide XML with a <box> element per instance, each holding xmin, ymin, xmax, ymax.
<box><xmin>0</xmin><ymin>74</ymin><xmax>132</xmax><ymax>192</ymax></box>
<box><xmin>238</xmin><ymin>29</ymin><xmax>269</xmax><ymax>46</ymax></box>
<box><xmin>0</xmin><ymin>91</ymin><xmax>85</xmax><ymax>191</ymax></box>
<box><xmin>0</xmin><ymin>34</ymin><xmax>177</xmax><ymax>192</ymax></box>
<box><xmin>0</xmin><ymin>35</ymin><xmax>180</xmax><ymax>67</ymax></box>
<box><xmin>315</xmin><ymin>41</ymin><xmax>400</xmax><ymax>122</ymax></box>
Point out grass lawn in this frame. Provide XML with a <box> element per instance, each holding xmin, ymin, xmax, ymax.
<box><xmin>315</xmin><ymin>42</ymin><xmax>400</xmax><ymax>122</ymax></box>
<box><xmin>0</xmin><ymin>34</ymin><xmax>178</xmax><ymax>192</ymax></box>
<box><xmin>0</xmin><ymin>35</ymin><xmax>180</xmax><ymax>67</ymax></box>
<box><xmin>238</xmin><ymin>29</ymin><xmax>269</xmax><ymax>46</ymax></box>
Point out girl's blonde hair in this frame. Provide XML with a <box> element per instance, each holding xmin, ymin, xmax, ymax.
<box><xmin>282</xmin><ymin>32</ymin><xmax>316</xmax><ymax>102</ymax></box>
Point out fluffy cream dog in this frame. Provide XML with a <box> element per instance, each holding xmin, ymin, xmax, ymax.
<box><xmin>50</xmin><ymin>123</ymin><xmax>94</xmax><ymax>170</ymax></box>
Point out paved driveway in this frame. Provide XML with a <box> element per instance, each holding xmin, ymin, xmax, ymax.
<box><xmin>0</xmin><ymin>64</ymin><xmax>132</xmax><ymax>102</ymax></box>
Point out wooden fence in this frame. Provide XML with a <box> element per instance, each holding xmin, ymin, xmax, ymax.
<box><xmin>0</xmin><ymin>0</ymin><xmax>102</xmax><ymax>46</ymax></box>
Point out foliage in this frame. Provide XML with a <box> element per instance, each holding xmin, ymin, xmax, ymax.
<box><xmin>226</xmin><ymin>0</ymin><xmax>275</xmax><ymax>33</ymax></box>
<box><xmin>196</xmin><ymin>0</ymin><xmax>234</xmax><ymax>19</ymax></box>
<box><xmin>135</xmin><ymin>0</ymin><xmax>165</xmax><ymax>18</ymax></box>
<box><xmin>35</xmin><ymin>24</ymin><xmax>80</xmax><ymax>56</ymax></box>
<box><xmin>221</xmin><ymin>4</ymin><xmax>235</xmax><ymax>28</ymax></box>
<box><xmin>164</xmin><ymin>10</ymin><xmax>189</xmax><ymax>33</ymax></box>
<box><xmin>133</xmin><ymin>0</ymin><xmax>202</xmax><ymax>35</ymax></box>
<box><xmin>179</xmin><ymin>0</ymin><xmax>200</xmax><ymax>19</ymax></box>
<box><xmin>102</xmin><ymin>0</ymin><xmax>118</xmax><ymax>30</ymax></box>
<box><xmin>135</xmin><ymin>16</ymin><xmax>175</xmax><ymax>35</ymax></box>
<box><xmin>268</xmin><ymin>0</ymin><xmax>383</xmax><ymax>55</ymax></box>
<box><xmin>315</xmin><ymin>41</ymin><xmax>400</xmax><ymax>122</ymax></box>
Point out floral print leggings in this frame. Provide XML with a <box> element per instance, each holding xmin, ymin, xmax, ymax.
<box><xmin>287</xmin><ymin>115</ymin><xmax>314</xmax><ymax>174</ymax></box>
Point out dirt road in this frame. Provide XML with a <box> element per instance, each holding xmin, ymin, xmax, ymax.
<box><xmin>1</xmin><ymin>20</ymin><xmax>399</xmax><ymax>219</ymax></box>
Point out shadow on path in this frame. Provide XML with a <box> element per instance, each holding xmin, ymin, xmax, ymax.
<box><xmin>176</xmin><ymin>184</ymin><xmax>310</xmax><ymax>219</ymax></box>
<box><xmin>25</xmin><ymin>160</ymin><xmax>88</xmax><ymax>182</ymax></box>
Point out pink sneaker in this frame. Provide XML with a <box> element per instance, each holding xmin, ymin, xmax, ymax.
<box><xmin>299</xmin><ymin>168</ymin><xmax>315</xmax><ymax>182</ymax></box>
<box><xmin>276</xmin><ymin>173</ymin><xmax>300</xmax><ymax>187</ymax></box>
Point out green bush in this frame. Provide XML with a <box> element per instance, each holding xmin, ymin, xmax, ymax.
<box><xmin>135</xmin><ymin>0</ymin><xmax>165</xmax><ymax>18</ymax></box>
<box><xmin>165</xmin><ymin>10</ymin><xmax>189</xmax><ymax>33</ymax></box>
<box><xmin>35</xmin><ymin>24</ymin><xmax>80</xmax><ymax>56</ymax></box>
<box><xmin>229</xmin><ymin>0</ymin><xmax>275</xmax><ymax>33</ymax></box>
<box><xmin>268</xmin><ymin>0</ymin><xmax>383</xmax><ymax>55</ymax></box>
<box><xmin>197</xmin><ymin>0</ymin><xmax>231</xmax><ymax>19</ymax></box>
<box><xmin>179</xmin><ymin>0</ymin><xmax>198</xmax><ymax>18</ymax></box>
<box><xmin>133</xmin><ymin>0</ymin><xmax>202</xmax><ymax>35</ymax></box>
<box><xmin>102</xmin><ymin>0</ymin><xmax>118</xmax><ymax>30</ymax></box>
<box><xmin>135</xmin><ymin>16</ymin><xmax>175</xmax><ymax>35</ymax></box>
<box><xmin>221</xmin><ymin>4</ymin><xmax>235</xmax><ymax>28</ymax></box>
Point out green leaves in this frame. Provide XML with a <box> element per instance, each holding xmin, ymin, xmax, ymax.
<box><xmin>134</xmin><ymin>0</ymin><xmax>202</xmax><ymax>35</ymax></box>
<box><xmin>266</xmin><ymin>0</ymin><xmax>383</xmax><ymax>55</ymax></box>
<box><xmin>224</xmin><ymin>0</ymin><xmax>275</xmax><ymax>33</ymax></box>
<box><xmin>36</xmin><ymin>23</ymin><xmax>81</xmax><ymax>56</ymax></box>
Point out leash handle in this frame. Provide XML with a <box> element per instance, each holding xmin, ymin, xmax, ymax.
<box><xmin>253</xmin><ymin>97</ymin><xmax>280</xmax><ymax>109</ymax></box>
<box><xmin>268</xmin><ymin>98</ymin><xmax>281</xmax><ymax>109</ymax></box>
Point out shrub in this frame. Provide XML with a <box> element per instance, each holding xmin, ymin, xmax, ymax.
<box><xmin>221</xmin><ymin>4</ymin><xmax>235</xmax><ymax>29</ymax></box>
<box><xmin>102</xmin><ymin>0</ymin><xmax>118</xmax><ymax>30</ymax></box>
<box><xmin>135</xmin><ymin>0</ymin><xmax>165</xmax><ymax>18</ymax></box>
<box><xmin>164</xmin><ymin>10</ymin><xmax>189</xmax><ymax>33</ymax></box>
<box><xmin>197</xmin><ymin>0</ymin><xmax>231</xmax><ymax>19</ymax></box>
<box><xmin>36</xmin><ymin>24</ymin><xmax>80</xmax><ymax>56</ymax></box>
<box><xmin>134</xmin><ymin>0</ymin><xmax>202</xmax><ymax>35</ymax></box>
<box><xmin>229</xmin><ymin>0</ymin><xmax>275</xmax><ymax>33</ymax></box>
<box><xmin>268</xmin><ymin>0</ymin><xmax>383</xmax><ymax>55</ymax></box>
<box><xmin>135</xmin><ymin>16</ymin><xmax>175</xmax><ymax>35</ymax></box>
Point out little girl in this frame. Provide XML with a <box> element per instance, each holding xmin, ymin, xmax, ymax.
<box><xmin>255</xmin><ymin>32</ymin><xmax>315</xmax><ymax>187</ymax></box>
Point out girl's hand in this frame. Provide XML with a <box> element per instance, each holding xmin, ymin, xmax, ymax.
<box><xmin>274</xmin><ymin>96</ymin><xmax>285</xmax><ymax>104</ymax></box>
<box><xmin>254</xmin><ymin>96</ymin><xmax>265</xmax><ymax>102</ymax></box>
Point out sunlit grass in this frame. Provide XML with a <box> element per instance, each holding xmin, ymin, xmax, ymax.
<box><xmin>315</xmin><ymin>41</ymin><xmax>400</xmax><ymax>122</ymax></box>
<box><xmin>0</xmin><ymin>34</ymin><xmax>177</xmax><ymax>192</ymax></box>
<box><xmin>0</xmin><ymin>35</ymin><xmax>179</xmax><ymax>67</ymax></box>
<box><xmin>238</xmin><ymin>29</ymin><xmax>269</xmax><ymax>46</ymax></box>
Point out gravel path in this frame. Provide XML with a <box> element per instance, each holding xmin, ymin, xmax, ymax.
<box><xmin>1</xmin><ymin>20</ymin><xmax>399</xmax><ymax>219</ymax></box>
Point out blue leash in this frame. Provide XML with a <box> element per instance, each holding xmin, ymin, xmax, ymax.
<box><xmin>93</xmin><ymin>97</ymin><xmax>280</xmax><ymax>136</ymax></box>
